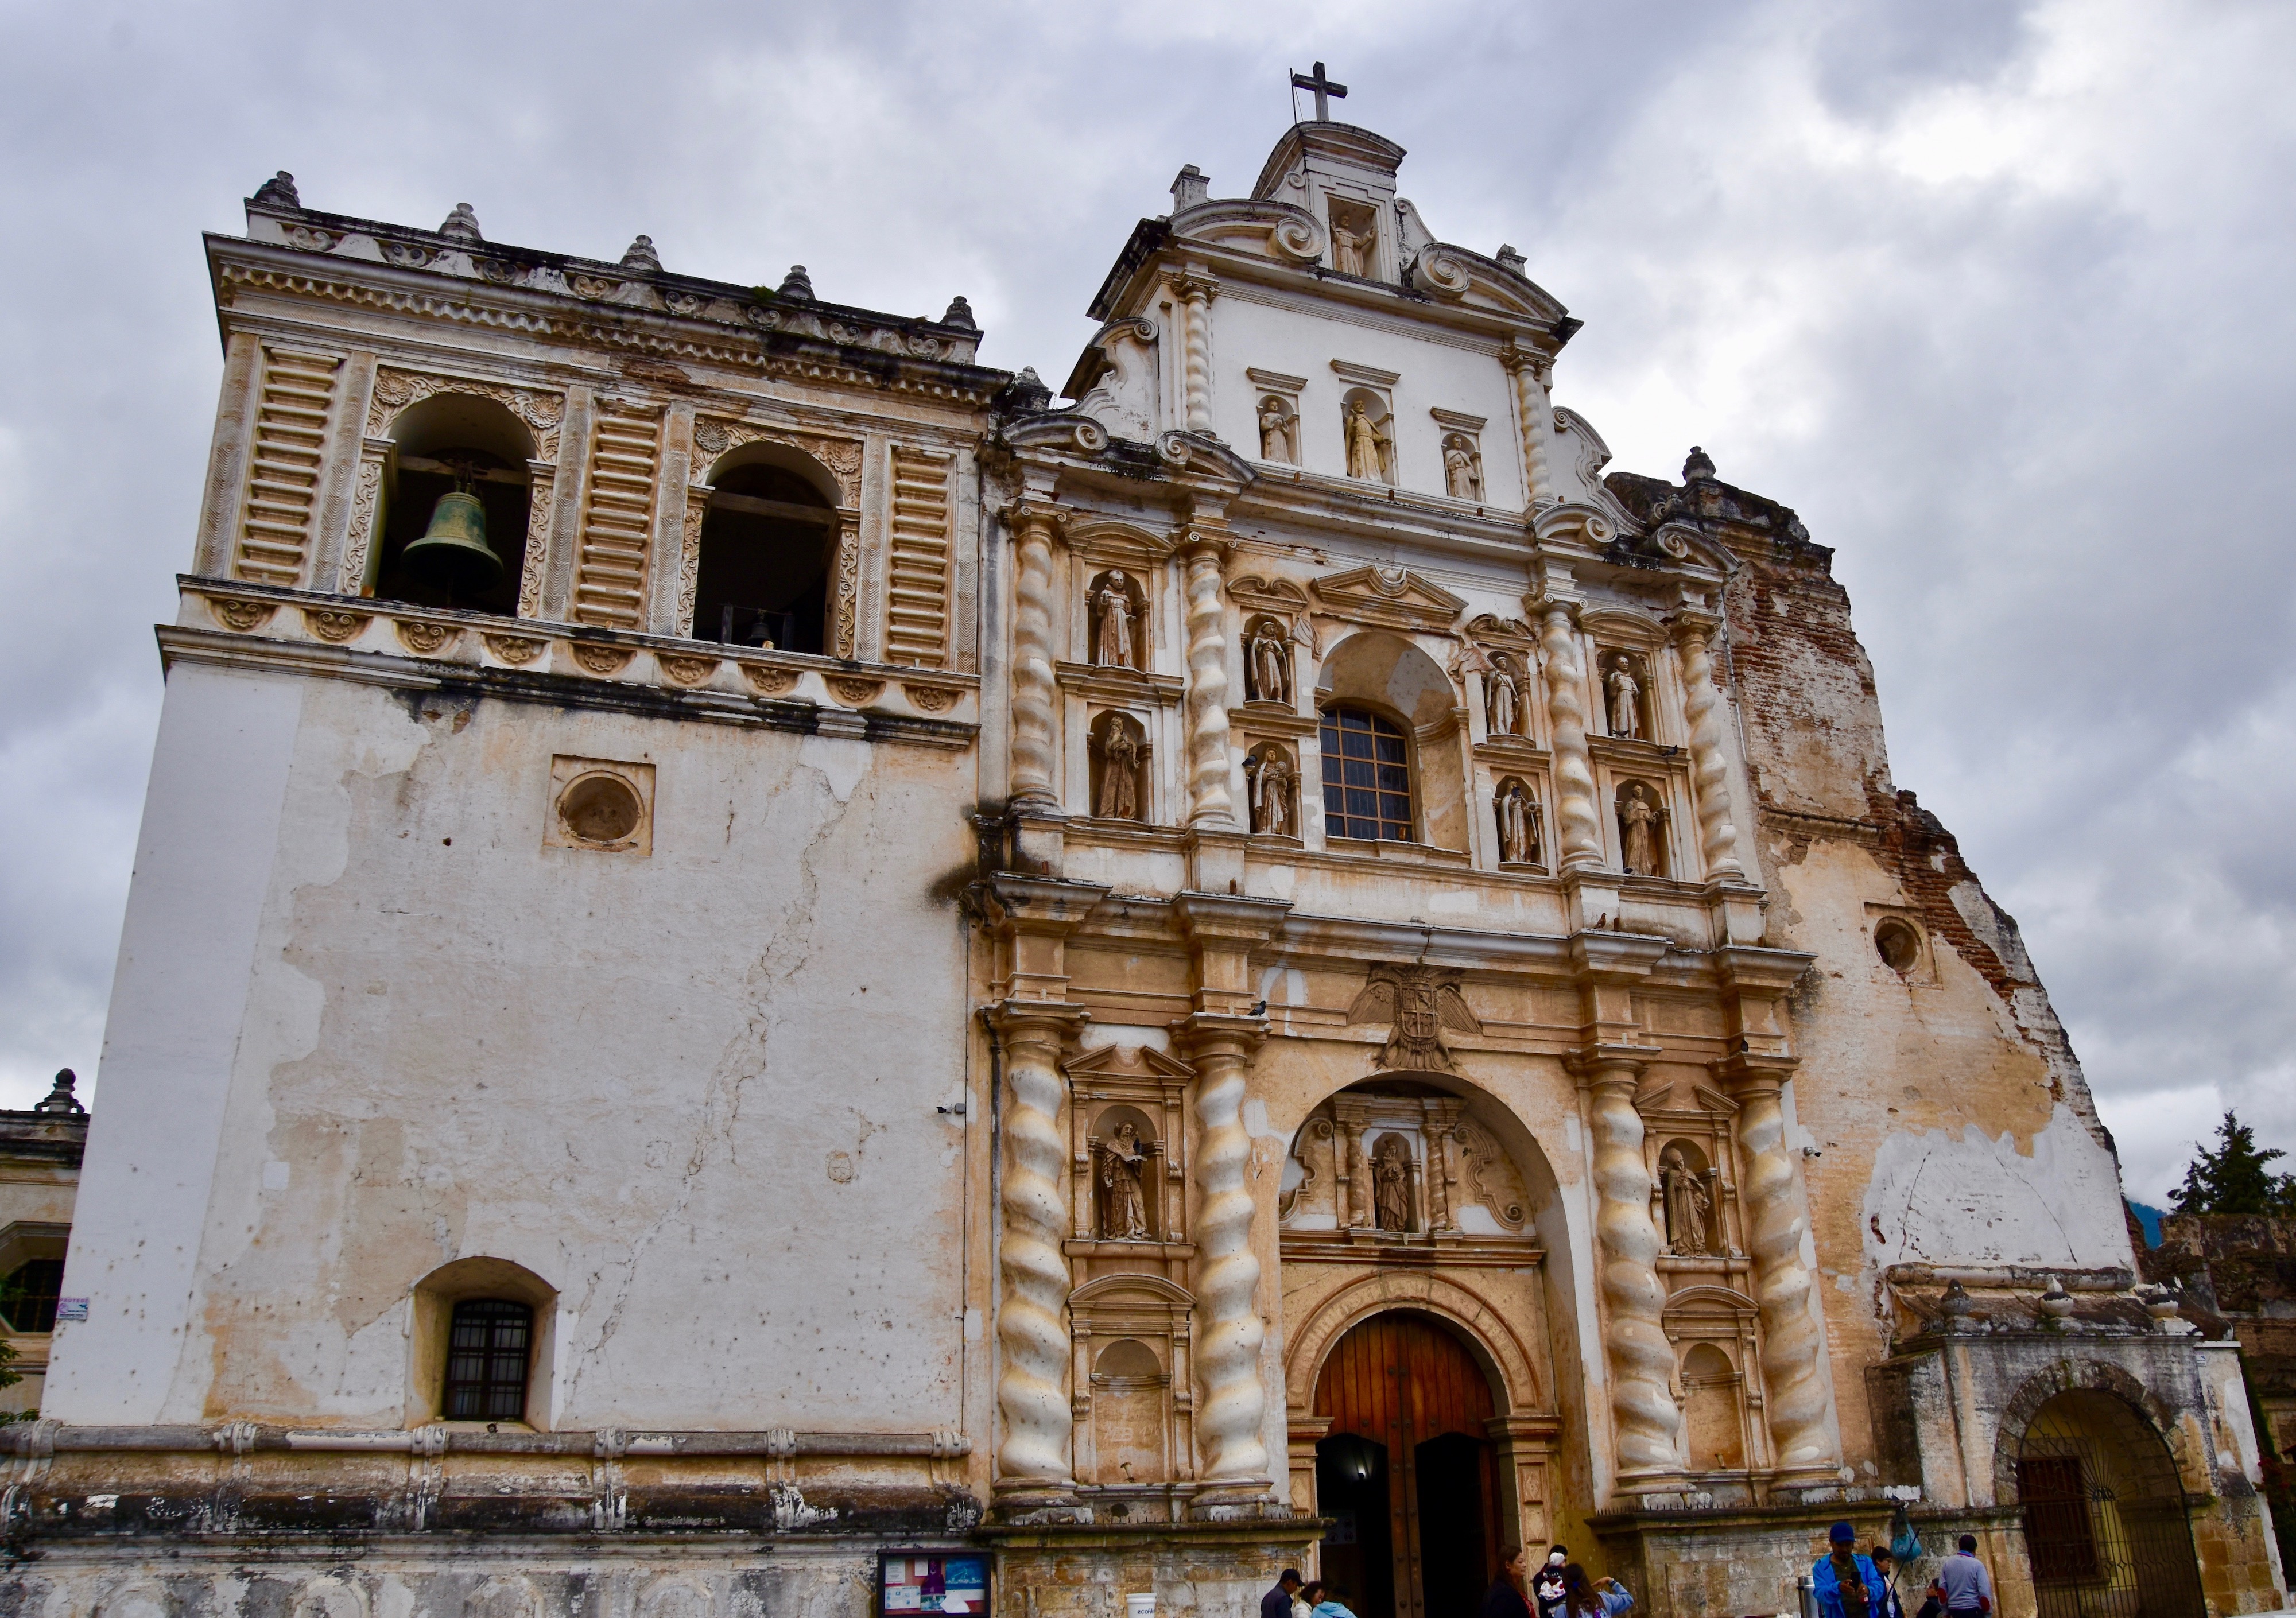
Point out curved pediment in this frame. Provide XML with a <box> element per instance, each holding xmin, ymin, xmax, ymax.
<box><xmin>1408</xmin><ymin>245</ymin><xmax>1569</xmax><ymax>325</ymax></box>
<box><xmin>1312</xmin><ymin>565</ymin><xmax>1467</xmax><ymax>634</ymax></box>
<box><xmin>1171</xmin><ymin>199</ymin><xmax>1327</xmax><ymax>267</ymax></box>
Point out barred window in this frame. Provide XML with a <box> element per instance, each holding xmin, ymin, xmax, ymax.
<box><xmin>1320</xmin><ymin>707</ymin><xmax>1414</xmax><ymax>842</ymax></box>
<box><xmin>444</xmin><ymin>1298</ymin><xmax>533</xmax><ymax>1420</ymax></box>
<box><xmin>0</xmin><ymin>1258</ymin><xmax>64</xmax><ymax>1334</ymax></box>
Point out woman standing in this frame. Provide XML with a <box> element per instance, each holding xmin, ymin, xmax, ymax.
<box><xmin>1483</xmin><ymin>1547</ymin><xmax>1534</xmax><ymax>1618</ymax></box>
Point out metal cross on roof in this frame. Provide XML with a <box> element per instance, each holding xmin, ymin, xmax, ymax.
<box><xmin>1290</xmin><ymin>61</ymin><xmax>1348</xmax><ymax>123</ymax></box>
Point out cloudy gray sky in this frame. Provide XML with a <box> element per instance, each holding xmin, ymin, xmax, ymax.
<box><xmin>1</xmin><ymin>0</ymin><xmax>2288</xmax><ymax>1202</ymax></box>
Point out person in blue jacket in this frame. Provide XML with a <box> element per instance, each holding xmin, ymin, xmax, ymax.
<box><xmin>1813</xmin><ymin>1523</ymin><xmax>1890</xmax><ymax>1618</ymax></box>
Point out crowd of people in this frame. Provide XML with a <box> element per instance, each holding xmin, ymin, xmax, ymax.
<box><xmin>1255</xmin><ymin>1525</ymin><xmax>1994</xmax><ymax>1618</ymax></box>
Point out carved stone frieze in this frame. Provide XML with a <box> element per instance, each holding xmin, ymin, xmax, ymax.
<box><xmin>741</xmin><ymin>663</ymin><xmax>799</xmax><ymax>696</ymax></box>
<box><xmin>657</xmin><ymin>653</ymin><xmax>719</xmax><ymax>687</ymax></box>
<box><xmin>303</xmin><ymin>608</ymin><xmax>371</xmax><ymax>643</ymax></box>
<box><xmin>687</xmin><ymin>416</ymin><xmax>864</xmax><ymax>505</ymax></box>
<box><xmin>828</xmin><ymin>677</ymin><xmax>884</xmax><ymax>707</ymax></box>
<box><xmin>395</xmin><ymin>621</ymin><xmax>458</xmax><ymax>656</ymax></box>
<box><xmin>210</xmin><ymin>597</ymin><xmax>275</xmax><ymax>632</ymax></box>
<box><xmin>483</xmin><ymin>633</ymin><xmax>546</xmax><ymax>666</ymax></box>
<box><xmin>905</xmin><ymin>682</ymin><xmax>959</xmax><ymax>713</ymax></box>
<box><xmin>568</xmin><ymin>642</ymin><xmax>633</xmax><ymax>676</ymax></box>
<box><xmin>1346</xmin><ymin>964</ymin><xmax>1481</xmax><ymax>1074</ymax></box>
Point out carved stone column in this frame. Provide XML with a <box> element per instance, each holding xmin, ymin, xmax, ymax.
<box><xmin>1577</xmin><ymin>1054</ymin><xmax>1682</xmax><ymax>1480</ymax></box>
<box><xmin>990</xmin><ymin>1000</ymin><xmax>1088</xmax><ymax>1503</ymax></box>
<box><xmin>1176</xmin><ymin>273</ymin><xmax>1217</xmax><ymax>435</ymax></box>
<box><xmin>1727</xmin><ymin>1056</ymin><xmax>1838</xmax><ymax>1479</ymax></box>
<box><xmin>830</xmin><ymin>507</ymin><xmax>862</xmax><ymax>659</ymax></box>
<box><xmin>1669</xmin><ymin>613</ymin><xmax>1748</xmax><ymax>883</ymax></box>
<box><xmin>1180</xmin><ymin>526</ymin><xmax>1236</xmax><ymax>827</ymax></box>
<box><xmin>1008</xmin><ymin>502</ymin><xmax>1061</xmax><ymax>808</ymax></box>
<box><xmin>1175</xmin><ymin>1011</ymin><xmax>1273</xmax><ymax>1506</ymax></box>
<box><xmin>1537</xmin><ymin>599</ymin><xmax>1605</xmax><ymax>871</ymax></box>
<box><xmin>1504</xmin><ymin>342</ymin><xmax>1556</xmax><ymax>506</ymax></box>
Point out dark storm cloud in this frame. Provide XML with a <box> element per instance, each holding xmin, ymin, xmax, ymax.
<box><xmin>0</xmin><ymin>0</ymin><xmax>2286</xmax><ymax>1200</ymax></box>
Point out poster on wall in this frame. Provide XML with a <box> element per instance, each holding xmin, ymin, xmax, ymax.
<box><xmin>879</xmin><ymin>1553</ymin><xmax>991</xmax><ymax>1617</ymax></box>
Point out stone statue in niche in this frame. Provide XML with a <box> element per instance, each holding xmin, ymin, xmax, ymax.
<box><xmin>1093</xmin><ymin>571</ymin><xmax>1139</xmax><ymax>669</ymax></box>
<box><xmin>1258</xmin><ymin>397</ymin><xmax>1297</xmax><ymax>464</ymax></box>
<box><xmin>1332</xmin><ymin>216</ymin><xmax>1374</xmax><ymax>277</ymax></box>
<box><xmin>1097</xmin><ymin>725</ymin><xmax>1142</xmax><ymax>820</ymax></box>
<box><xmin>1249</xmin><ymin>620</ymin><xmax>1289</xmax><ymax>704</ymax></box>
<box><xmin>1606</xmin><ymin>655</ymin><xmax>1643</xmax><ymax>739</ymax></box>
<box><xmin>1486</xmin><ymin>658</ymin><xmax>1521</xmax><ymax>738</ymax></box>
<box><xmin>1659</xmin><ymin>1147</ymin><xmax>1713</xmax><ymax>1256</ymax></box>
<box><xmin>1497</xmin><ymin>781</ymin><xmax>1541</xmax><ymax>866</ymax></box>
<box><xmin>1620</xmin><ymin>783</ymin><xmax>1661</xmax><ymax>875</ymax></box>
<box><xmin>1249</xmin><ymin>751</ymin><xmax>1295</xmax><ymax>836</ymax></box>
<box><xmin>1345</xmin><ymin>401</ymin><xmax>1390</xmax><ymax>483</ymax></box>
<box><xmin>1443</xmin><ymin>436</ymin><xmax>1482</xmax><ymax>501</ymax></box>
<box><xmin>1099</xmin><ymin>1123</ymin><xmax>1152</xmax><ymax>1241</ymax></box>
<box><xmin>1372</xmin><ymin>1137</ymin><xmax>1413</xmax><ymax>1232</ymax></box>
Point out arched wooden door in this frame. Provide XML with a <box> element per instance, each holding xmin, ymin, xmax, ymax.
<box><xmin>1314</xmin><ymin>1312</ymin><xmax>1502</xmax><ymax>1618</ymax></box>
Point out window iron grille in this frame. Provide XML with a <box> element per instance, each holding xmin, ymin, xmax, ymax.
<box><xmin>443</xmin><ymin>1298</ymin><xmax>533</xmax><ymax>1421</ymax></box>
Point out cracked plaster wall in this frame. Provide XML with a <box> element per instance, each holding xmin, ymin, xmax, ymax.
<box><xmin>48</xmin><ymin>666</ymin><xmax>976</xmax><ymax>1431</ymax></box>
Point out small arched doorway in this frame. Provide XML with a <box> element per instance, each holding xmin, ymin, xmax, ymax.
<box><xmin>2016</xmin><ymin>1390</ymin><xmax>2204</xmax><ymax>1618</ymax></box>
<box><xmin>1314</xmin><ymin>1311</ymin><xmax>1501</xmax><ymax>1618</ymax></box>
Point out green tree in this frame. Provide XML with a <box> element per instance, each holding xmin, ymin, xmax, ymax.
<box><xmin>2169</xmin><ymin>1111</ymin><xmax>2296</xmax><ymax>1216</ymax></box>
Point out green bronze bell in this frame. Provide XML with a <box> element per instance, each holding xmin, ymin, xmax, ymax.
<box><xmin>402</xmin><ymin>488</ymin><xmax>502</xmax><ymax>592</ymax></box>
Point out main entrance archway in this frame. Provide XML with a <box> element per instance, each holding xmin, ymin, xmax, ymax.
<box><xmin>2016</xmin><ymin>1390</ymin><xmax>2205</xmax><ymax>1618</ymax></box>
<box><xmin>1314</xmin><ymin>1311</ymin><xmax>1502</xmax><ymax>1618</ymax></box>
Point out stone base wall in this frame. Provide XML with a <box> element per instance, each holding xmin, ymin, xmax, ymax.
<box><xmin>983</xmin><ymin>1522</ymin><xmax>1320</xmax><ymax>1618</ymax></box>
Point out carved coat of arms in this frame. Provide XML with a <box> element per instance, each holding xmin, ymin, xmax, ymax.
<box><xmin>1347</xmin><ymin>963</ymin><xmax>1482</xmax><ymax>1073</ymax></box>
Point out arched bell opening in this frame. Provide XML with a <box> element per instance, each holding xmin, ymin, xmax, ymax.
<box><xmin>1313</xmin><ymin>1310</ymin><xmax>1503</xmax><ymax>1618</ymax></box>
<box><xmin>374</xmin><ymin>394</ymin><xmax>538</xmax><ymax>614</ymax></box>
<box><xmin>692</xmin><ymin>445</ymin><xmax>838</xmax><ymax>654</ymax></box>
<box><xmin>2014</xmin><ymin>1388</ymin><xmax>2206</xmax><ymax>1618</ymax></box>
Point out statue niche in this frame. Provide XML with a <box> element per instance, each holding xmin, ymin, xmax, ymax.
<box><xmin>1603</xmin><ymin>651</ymin><xmax>1649</xmax><ymax>740</ymax></box>
<box><xmin>1257</xmin><ymin>395</ymin><xmax>1300</xmax><ymax>465</ymax></box>
<box><xmin>1658</xmin><ymin>1140</ymin><xmax>1716</xmax><ymax>1255</ymax></box>
<box><xmin>1495</xmin><ymin>777</ymin><xmax>1543</xmax><ymax>868</ymax></box>
<box><xmin>1341</xmin><ymin>391</ymin><xmax>1394</xmax><ymax>484</ymax></box>
<box><xmin>1090</xmin><ymin>712</ymin><xmax>1149</xmax><ymax>822</ymax></box>
<box><xmin>1617</xmin><ymin>781</ymin><xmax>1666</xmax><ymax>877</ymax></box>
<box><xmin>1245</xmin><ymin>743</ymin><xmax>1298</xmax><ymax>838</ymax></box>
<box><xmin>1484</xmin><ymin>653</ymin><xmax>1526</xmax><ymax>739</ymax></box>
<box><xmin>1371</xmin><ymin>1134</ymin><xmax>1416</xmax><ymax>1232</ymax></box>
<box><xmin>1246</xmin><ymin>616</ymin><xmax>1292</xmax><ymax>705</ymax></box>
<box><xmin>1442</xmin><ymin>433</ymin><xmax>1483</xmax><ymax>502</ymax></box>
<box><xmin>1088</xmin><ymin>568</ymin><xmax>1147</xmax><ymax>670</ymax></box>
<box><xmin>1094</xmin><ymin>1113</ymin><xmax>1159</xmax><ymax>1241</ymax></box>
<box><xmin>1328</xmin><ymin>197</ymin><xmax>1379</xmax><ymax>278</ymax></box>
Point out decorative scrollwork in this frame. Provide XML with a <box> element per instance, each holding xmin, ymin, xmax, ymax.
<box><xmin>568</xmin><ymin>273</ymin><xmax>622</xmax><ymax>300</ymax></box>
<box><xmin>688</xmin><ymin>416</ymin><xmax>863</xmax><ymax>505</ymax></box>
<box><xmin>1411</xmin><ymin>247</ymin><xmax>1473</xmax><ymax>300</ymax></box>
<box><xmin>741</xmin><ymin>663</ymin><xmax>798</xmax><ymax>696</ymax></box>
<box><xmin>303</xmin><ymin>608</ymin><xmax>371</xmax><ymax>643</ymax></box>
<box><xmin>1271</xmin><ymin>216</ymin><xmax>1327</xmax><ymax>264</ymax></box>
<box><xmin>568</xmin><ymin>642</ymin><xmax>633</xmax><ymax>676</ymax></box>
<box><xmin>210</xmin><ymin>598</ymin><xmax>276</xmax><ymax>632</ymax></box>
<box><xmin>658</xmin><ymin>653</ymin><xmax>719</xmax><ymax>686</ymax></box>
<box><xmin>905</xmin><ymin>683</ymin><xmax>959</xmax><ymax>713</ymax></box>
<box><xmin>369</xmin><ymin>369</ymin><xmax>564</xmax><ymax>460</ymax></box>
<box><xmin>396</xmin><ymin>620</ymin><xmax>457</xmax><ymax>655</ymax></box>
<box><xmin>483</xmin><ymin>634</ymin><xmax>545</xmax><ymax>666</ymax></box>
<box><xmin>827</xmin><ymin>677</ymin><xmax>884</xmax><ymax>707</ymax></box>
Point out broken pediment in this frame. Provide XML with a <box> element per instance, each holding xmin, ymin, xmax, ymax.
<box><xmin>1311</xmin><ymin>565</ymin><xmax>1467</xmax><ymax>635</ymax></box>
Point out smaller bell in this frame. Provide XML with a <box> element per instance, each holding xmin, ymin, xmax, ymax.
<box><xmin>402</xmin><ymin>488</ymin><xmax>502</xmax><ymax>593</ymax></box>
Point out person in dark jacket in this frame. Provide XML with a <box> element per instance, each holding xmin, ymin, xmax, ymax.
<box><xmin>1482</xmin><ymin>1547</ymin><xmax>1533</xmax><ymax>1618</ymax></box>
<box><xmin>1262</xmin><ymin>1570</ymin><xmax>1302</xmax><ymax>1618</ymax></box>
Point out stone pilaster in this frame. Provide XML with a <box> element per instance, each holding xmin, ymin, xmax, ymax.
<box><xmin>339</xmin><ymin>435</ymin><xmax>394</xmax><ymax>597</ymax></box>
<box><xmin>1669</xmin><ymin>611</ymin><xmax>1748</xmax><ymax>883</ymax></box>
<box><xmin>1008</xmin><ymin>502</ymin><xmax>1062</xmax><ymax>809</ymax></box>
<box><xmin>193</xmin><ymin>331</ymin><xmax>263</xmax><ymax>579</ymax></box>
<box><xmin>1175</xmin><ymin>272</ymin><xmax>1217</xmax><ymax>435</ymax></box>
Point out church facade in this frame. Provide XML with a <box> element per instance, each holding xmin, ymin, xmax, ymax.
<box><xmin>5</xmin><ymin>114</ymin><xmax>2282</xmax><ymax>1618</ymax></box>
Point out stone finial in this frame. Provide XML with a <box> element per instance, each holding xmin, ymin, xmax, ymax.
<box><xmin>1937</xmin><ymin>1278</ymin><xmax>1975</xmax><ymax>1331</ymax></box>
<box><xmin>941</xmin><ymin>295</ymin><xmax>978</xmax><ymax>331</ymax></box>
<box><xmin>1683</xmin><ymin>445</ymin><xmax>1717</xmax><ymax>483</ymax></box>
<box><xmin>1170</xmin><ymin>164</ymin><xmax>1211</xmax><ymax>212</ymax></box>
<box><xmin>2039</xmin><ymin>1276</ymin><xmax>2076</xmax><ymax>1318</ymax></box>
<box><xmin>999</xmin><ymin>367</ymin><xmax>1053</xmax><ymax>414</ymax></box>
<box><xmin>438</xmin><ymin>203</ymin><xmax>483</xmax><ymax>245</ymax></box>
<box><xmin>619</xmin><ymin>235</ymin><xmax>661</xmax><ymax>272</ymax></box>
<box><xmin>1495</xmin><ymin>243</ymin><xmax>1526</xmax><ymax>274</ymax></box>
<box><xmin>252</xmin><ymin>171</ymin><xmax>301</xmax><ymax>210</ymax></box>
<box><xmin>34</xmin><ymin>1068</ymin><xmax>84</xmax><ymax>1116</ymax></box>
<box><xmin>778</xmin><ymin>265</ymin><xmax>815</xmax><ymax>301</ymax></box>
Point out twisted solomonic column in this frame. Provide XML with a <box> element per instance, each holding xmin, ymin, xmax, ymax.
<box><xmin>1537</xmin><ymin>601</ymin><xmax>1605</xmax><ymax>871</ymax></box>
<box><xmin>1181</xmin><ymin>533</ymin><xmax>1236</xmax><ymax>827</ymax></box>
<box><xmin>1008</xmin><ymin>506</ymin><xmax>1059</xmax><ymax>808</ymax></box>
<box><xmin>1504</xmin><ymin>343</ymin><xmax>1556</xmax><ymax>505</ymax></box>
<box><xmin>992</xmin><ymin>1007</ymin><xmax>1083</xmax><ymax>1498</ymax></box>
<box><xmin>1581</xmin><ymin>1058</ymin><xmax>1682</xmax><ymax>1479</ymax></box>
<box><xmin>1180</xmin><ymin>1016</ymin><xmax>1272</xmax><ymax>1505</ymax></box>
<box><xmin>1670</xmin><ymin>616</ymin><xmax>1748</xmax><ymax>882</ymax></box>
<box><xmin>1176</xmin><ymin>275</ymin><xmax>1216</xmax><ymax>435</ymax></box>
<box><xmin>1731</xmin><ymin>1064</ymin><xmax>1840</xmax><ymax>1476</ymax></box>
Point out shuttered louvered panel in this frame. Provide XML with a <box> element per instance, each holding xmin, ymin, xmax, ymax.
<box><xmin>574</xmin><ymin>412</ymin><xmax>660</xmax><ymax>628</ymax></box>
<box><xmin>233</xmin><ymin>348</ymin><xmax>342</xmax><ymax>587</ymax></box>
<box><xmin>885</xmin><ymin>445</ymin><xmax>955</xmax><ymax>668</ymax></box>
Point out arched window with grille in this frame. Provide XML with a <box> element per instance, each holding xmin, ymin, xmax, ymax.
<box><xmin>1320</xmin><ymin>706</ymin><xmax>1414</xmax><ymax>842</ymax></box>
<box><xmin>443</xmin><ymin>1298</ymin><xmax>534</xmax><ymax>1421</ymax></box>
